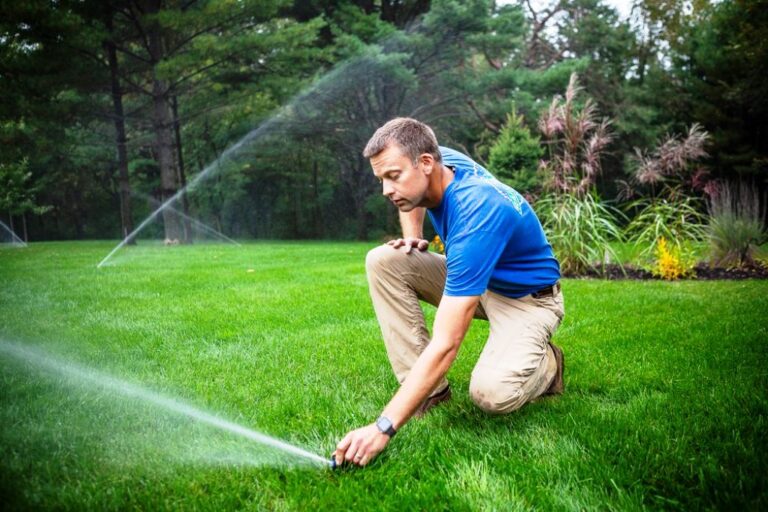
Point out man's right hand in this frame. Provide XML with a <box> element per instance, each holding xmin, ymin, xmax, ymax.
<box><xmin>386</xmin><ymin>237</ymin><xmax>429</xmax><ymax>254</ymax></box>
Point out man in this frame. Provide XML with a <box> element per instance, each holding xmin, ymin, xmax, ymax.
<box><xmin>334</xmin><ymin>118</ymin><xmax>564</xmax><ymax>467</ymax></box>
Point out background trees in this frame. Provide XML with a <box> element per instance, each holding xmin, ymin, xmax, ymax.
<box><xmin>0</xmin><ymin>0</ymin><xmax>765</xmax><ymax>248</ymax></box>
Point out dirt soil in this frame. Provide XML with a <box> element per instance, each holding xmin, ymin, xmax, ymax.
<box><xmin>575</xmin><ymin>263</ymin><xmax>768</xmax><ymax>280</ymax></box>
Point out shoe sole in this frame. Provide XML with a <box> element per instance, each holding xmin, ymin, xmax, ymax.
<box><xmin>545</xmin><ymin>343</ymin><xmax>564</xmax><ymax>395</ymax></box>
<box><xmin>414</xmin><ymin>386</ymin><xmax>452</xmax><ymax>418</ymax></box>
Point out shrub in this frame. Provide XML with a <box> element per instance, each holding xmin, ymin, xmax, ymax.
<box><xmin>624</xmin><ymin>194</ymin><xmax>709</xmax><ymax>258</ymax></box>
<box><xmin>532</xmin><ymin>73</ymin><xmax>622</xmax><ymax>276</ymax></box>
<box><xmin>652</xmin><ymin>237</ymin><xmax>695</xmax><ymax>280</ymax></box>
<box><xmin>488</xmin><ymin>107</ymin><xmax>544</xmax><ymax>194</ymax></box>
<box><xmin>430</xmin><ymin>235</ymin><xmax>445</xmax><ymax>254</ymax></box>
<box><xmin>535</xmin><ymin>192</ymin><xmax>625</xmax><ymax>276</ymax></box>
<box><xmin>620</xmin><ymin>124</ymin><xmax>712</xmax><ymax>258</ymax></box>
<box><xmin>707</xmin><ymin>181</ymin><xmax>767</xmax><ymax>268</ymax></box>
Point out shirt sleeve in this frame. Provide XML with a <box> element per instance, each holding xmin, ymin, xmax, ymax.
<box><xmin>444</xmin><ymin>228</ymin><xmax>510</xmax><ymax>296</ymax></box>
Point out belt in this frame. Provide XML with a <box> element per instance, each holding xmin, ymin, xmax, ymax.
<box><xmin>531</xmin><ymin>281</ymin><xmax>561</xmax><ymax>299</ymax></box>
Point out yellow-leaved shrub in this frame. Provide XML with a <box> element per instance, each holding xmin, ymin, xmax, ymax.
<box><xmin>430</xmin><ymin>235</ymin><xmax>445</xmax><ymax>254</ymax></box>
<box><xmin>652</xmin><ymin>237</ymin><xmax>695</xmax><ymax>280</ymax></box>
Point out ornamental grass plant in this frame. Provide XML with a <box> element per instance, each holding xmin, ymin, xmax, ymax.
<box><xmin>619</xmin><ymin>125</ymin><xmax>711</xmax><ymax>259</ymax></box>
<box><xmin>707</xmin><ymin>180</ymin><xmax>767</xmax><ymax>268</ymax></box>
<box><xmin>623</xmin><ymin>194</ymin><xmax>708</xmax><ymax>259</ymax></box>
<box><xmin>535</xmin><ymin>192</ymin><xmax>625</xmax><ymax>276</ymax></box>
<box><xmin>537</xmin><ymin>73</ymin><xmax>612</xmax><ymax>197</ymax></box>
<box><xmin>534</xmin><ymin>72</ymin><xmax>622</xmax><ymax>276</ymax></box>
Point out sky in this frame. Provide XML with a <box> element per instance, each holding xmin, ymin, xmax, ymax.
<box><xmin>504</xmin><ymin>0</ymin><xmax>635</xmax><ymax>20</ymax></box>
<box><xmin>597</xmin><ymin>0</ymin><xmax>634</xmax><ymax>19</ymax></box>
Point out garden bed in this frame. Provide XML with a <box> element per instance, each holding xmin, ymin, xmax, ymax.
<box><xmin>576</xmin><ymin>263</ymin><xmax>768</xmax><ymax>280</ymax></box>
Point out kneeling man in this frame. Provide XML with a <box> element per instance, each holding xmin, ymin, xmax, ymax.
<box><xmin>334</xmin><ymin>117</ymin><xmax>564</xmax><ymax>467</ymax></box>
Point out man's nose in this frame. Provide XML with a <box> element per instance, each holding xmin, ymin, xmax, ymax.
<box><xmin>382</xmin><ymin>181</ymin><xmax>393</xmax><ymax>197</ymax></box>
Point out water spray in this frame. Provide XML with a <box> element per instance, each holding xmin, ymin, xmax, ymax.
<box><xmin>131</xmin><ymin>191</ymin><xmax>241</xmax><ymax>246</ymax></box>
<box><xmin>0</xmin><ymin>339</ymin><xmax>333</xmax><ymax>469</ymax></box>
<box><xmin>0</xmin><ymin>220</ymin><xmax>26</xmax><ymax>247</ymax></box>
<box><xmin>96</xmin><ymin>28</ymin><xmax>422</xmax><ymax>268</ymax></box>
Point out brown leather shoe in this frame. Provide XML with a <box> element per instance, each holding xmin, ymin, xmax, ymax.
<box><xmin>544</xmin><ymin>343</ymin><xmax>564</xmax><ymax>395</ymax></box>
<box><xmin>414</xmin><ymin>386</ymin><xmax>452</xmax><ymax>418</ymax></box>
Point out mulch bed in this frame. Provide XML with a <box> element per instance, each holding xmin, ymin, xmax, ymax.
<box><xmin>575</xmin><ymin>263</ymin><xmax>768</xmax><ymax>280</ymax></box>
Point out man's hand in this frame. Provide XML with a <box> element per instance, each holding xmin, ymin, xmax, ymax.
<box><xmin>394</xmin><ymin>208</ymin><xmax>426</xmax><ymax>253</ymax></box>
<box><xmin>334</xmin><ymin>424</ymin><xmax>390</xmax><ymax>467</ymax></box>
<box><xmin>386</xmin><ymin>237</ymin><xmax>429</xmax><ymax>254</ymax></box>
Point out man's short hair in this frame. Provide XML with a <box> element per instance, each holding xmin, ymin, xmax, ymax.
<box><xmin>363</xmin><ymin>117</ymin><xmax>442</xmax><ymax>163</ymax></box>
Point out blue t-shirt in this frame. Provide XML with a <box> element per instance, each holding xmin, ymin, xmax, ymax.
<box><xmin>427</xmin><ymin>146</ymin><xmax>560</xmax><ymax>298</ymax></box>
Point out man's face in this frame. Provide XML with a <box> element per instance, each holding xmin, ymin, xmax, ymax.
<box><xmin>370</xmin><ymin>144</ymin><xmax>431</xmax><ymax>212</ymax></box>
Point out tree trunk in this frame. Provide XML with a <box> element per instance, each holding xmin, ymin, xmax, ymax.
<box><xmin>356</xmin><ymin>204</ymin><xmax>369</xmax><ymax>240</ymax></box>
<box><xmin>22</xmin><ymin>213</ymin><xmax>28</xmax><ymax>242</ymax></box>
<box><xmin>8</xmin><ymin>211</ymin><xmax>14</xmax><ymax>234</ymax></box>
<box><xmin>386</xmin><ymin>203</ymin><xmax>397</xmax><ymax>236</ymax></box>
<box><xmin>147</xmin><ymin>10</ymin><xmax>183</xmax><ymax>242</ymax></box>
<box><xmin>172</xmin><ymin>95</ymin><xmax>192</xmax><ymax>243</ymax></box>
<box><xmin>105</xmin><ymin>13</ymin><xmax>135</xmax><ymax>244</ymax></box>
<box><xmin>312</xmin><ymin>160</ymin><xmax>323</xmax><ymax>238</ymax></box>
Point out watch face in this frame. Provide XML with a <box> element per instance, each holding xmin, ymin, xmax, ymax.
<box><xmin>376</xmin><ymin>416</ymin><xmax>394</xmax><ymax>435</ymax></box>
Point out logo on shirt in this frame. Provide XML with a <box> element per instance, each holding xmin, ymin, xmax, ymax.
<box><xmin>489</xmin><ymin>180</ymin><xmax>524</xmax><ymax>215</ymax></box>
<box><xmin>470</xmin><ymin>162</ymin><xmax>524</xmax><ymax>215</ymax></box>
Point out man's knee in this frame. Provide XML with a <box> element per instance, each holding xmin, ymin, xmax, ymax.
<box><xmin>366</xmin><ymin>245</ymin><xmax>408</xmax><ymax>276</ymax></box>
<box><xmin>469</xmin><ymin>371</ymin><xmax>526</xmax><ymax>414</ymax></box>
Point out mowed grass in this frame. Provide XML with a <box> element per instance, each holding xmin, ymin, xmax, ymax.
<box><xmin>0</xmin><ymin>241</ymin><xmax>766</xmax><ymax>511</ymax></box>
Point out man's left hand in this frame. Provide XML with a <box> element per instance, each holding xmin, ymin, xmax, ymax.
<box><xmin>334</xmin><ymin>424</ymin><xmax>390</xmax><ymax>467</ymax></box>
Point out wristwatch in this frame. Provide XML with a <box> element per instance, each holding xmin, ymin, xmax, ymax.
<box><xmin>375</xmin><ymin>416</ymin><xmax>397</xmax><ymax>438</ymax></box>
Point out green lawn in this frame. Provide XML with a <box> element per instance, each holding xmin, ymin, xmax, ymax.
<box><xmin>1</xmin><ymin>241</ymin><xmax>766</xmax><ymax>511</ymax></box>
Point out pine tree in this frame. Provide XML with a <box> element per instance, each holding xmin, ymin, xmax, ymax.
<box><xmin>488</xmin><ymin>107</ymin><xmax>544</xmax><ymax>194</ymax></box>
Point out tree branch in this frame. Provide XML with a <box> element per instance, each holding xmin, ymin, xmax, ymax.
<box><xmin>466</xmin><ymin>98</ymin><xmax>500</xmax><ymax>134</ymax></box>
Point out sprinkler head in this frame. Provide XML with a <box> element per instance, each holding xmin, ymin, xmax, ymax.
<box><xmin>329</xmin><ymin>457</ymin><xmax>338</xmax><ymax>469</ymax></box>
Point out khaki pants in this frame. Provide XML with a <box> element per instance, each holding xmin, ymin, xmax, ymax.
<box><xmin>366</xmin><ymin>245</ymin><xmax>565</xmax><ymax>414</ymax></box>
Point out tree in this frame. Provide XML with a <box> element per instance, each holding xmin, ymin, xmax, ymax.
<box><xmin>0</xmin><ymin>158</ymin><xmax>49</xmax><ymax>241</ymax></box>
<box><xmin>681</xmin><ymin>0</ymin><xmax>768</xmax><ymax>182</ymax></box>
<box><xmin>103</xmin><ymin>1</ymin><xmax>135</xmax><ymax>241</ymax></box>
<box><xmin>72</xmin><ymin>0</ymin><xmax>325</xmax><ymax>242</ymax></box>
<box><xmin>488</xmin><ymin>107</ymin><xmax>544</xmax><ymax>195</ymax></box>
<box><xmin>0</xmin><ymin>0</ymin><xmax>114</xmax><ymax>240</ymax></box>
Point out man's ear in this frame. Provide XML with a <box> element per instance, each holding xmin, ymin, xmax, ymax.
<box><xmin>419</xmin><ymin>153</ymin><xmax>435</xmax><ymax>174</ymax></box>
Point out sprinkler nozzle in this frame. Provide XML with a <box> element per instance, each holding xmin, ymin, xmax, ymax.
<box><xmin>329</xmin><ymin>457</ymin><xmax>338</xmax><ymax>469</ymax></box>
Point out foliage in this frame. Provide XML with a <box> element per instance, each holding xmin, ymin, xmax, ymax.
<box><xmin>487</xmin><ymin>107</ymin><xmax>544</xmax><ymax>194</ymax></box>
<box><xmin>652</xmin><ymin>237</ymin><xmax>695</xmax><ymax>280</ymax></box>
<box><xmin>707</xmin><ymin>181</ymin><xmax>767</xmax><ymax>268</ymax></box>
<box><xmin>673</xmin><ymin>0</ymin><xmax>768</xmax><ymax>179</ymax></box>
<box><xmin>1</xmin><ymin>0</ymin><xmax>766</xmax><ymax>243</ymax></box>
<box><xmin>0</xmin><ymin>158</ymin><xmax>47</xmax><ymax>216</ymax></box>
<box><xmin>623</xmin><ymin>195</ymin><xmax>709</xmax><ymax>259</ymax></box>
<box><xmin>538</xmin><ymin>73</ymin><xmax>612</xmax><ymax>197</ymax></box>
<box><xmin>621</xmin><ymin>123</ymin><xmax>710</xmax><ymax>198</ymax></box>
<box><xmin>535</xmin><ymin>192</ymin><xmax>625</xmax><ymax>276</ymax></box>
<box><xmin>429</xmin><ymin>235</ymin><xmax>445</xmax><ymax>254</ymax></box>
<box><xmin>621</xmin><ymin>124</ymin><xmax>712</xmax><ymax>257</ymax></box>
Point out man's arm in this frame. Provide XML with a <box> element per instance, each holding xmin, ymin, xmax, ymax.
<box><xmin>334</xmin><ymin>294</ymin><xmax>480</xmax><ymax>466</ymax></box>
<box><xmin>400</xmin><ymin>208</ymin><xmax>425</xmax><ymax>239</ymax></box>
<box><xmin>388</xmin><ymin>208</ymin><xmax>428</xmax><ymax>253</ymax></box>
<box><xmin>381</xmin><ymin>294</ymin><xmax>480</xmax><ymax>426</ymax></box>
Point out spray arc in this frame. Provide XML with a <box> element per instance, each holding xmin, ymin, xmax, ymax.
<box><xmin>0</xmin><ymin>339</ymin><xmax>334</xmax><ymax>469</ymax></box>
